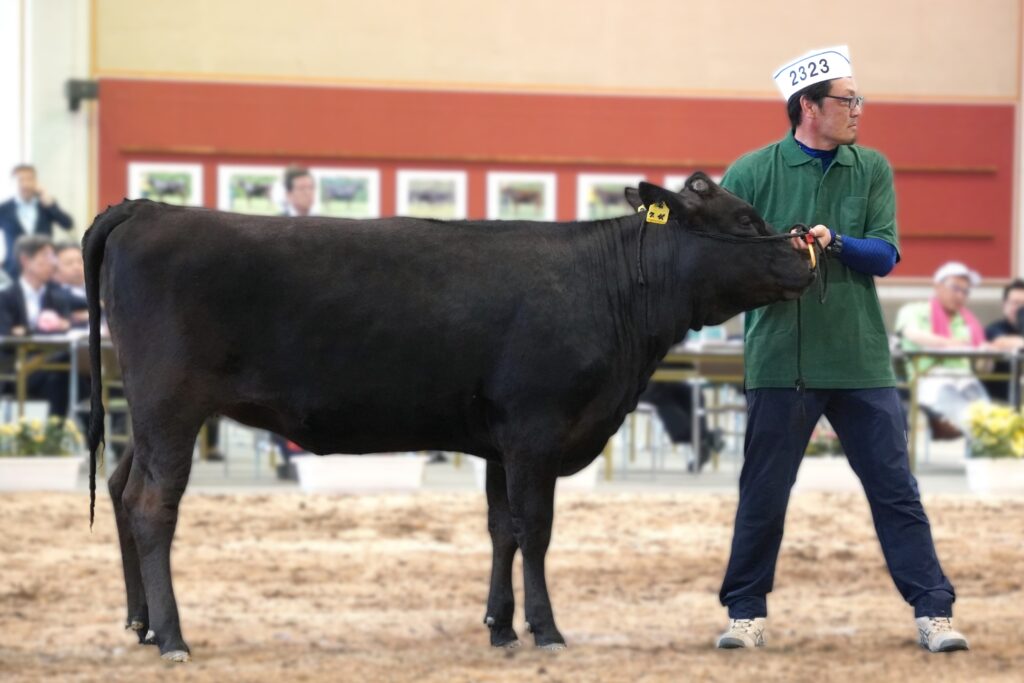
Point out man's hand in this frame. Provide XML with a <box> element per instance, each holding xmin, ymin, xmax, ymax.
<box><xmin>790</xmin><ymin>224</ymin><xmax>832</xmax><ymax>252</ymax></box>
<box><xmin>36</xmin><ymin>309</ymin><xmax>70</xmax><ymax>333</ymax></box>
<box><xmin>36</xmin><ymin>186</ymin><xmax>53</xmax><ymax>207</ymax></box>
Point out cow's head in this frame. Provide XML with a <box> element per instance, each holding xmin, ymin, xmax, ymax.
<box><xmin>633</xmin><ymin>173</ymin><xmax>815</xmax><ymax>326</ymax></box>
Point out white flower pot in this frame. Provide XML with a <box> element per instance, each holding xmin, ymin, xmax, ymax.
<box><xmin>793</xmin><ymin>456</ymin><xmax>861</xmax><ymax>493</ymax></box>
<box><xmin>472</xmin><ymin>458</ymin><xmax>602</xmax><ymax>492</ymax></box>
<box><xmin>0</xmin><ymin>456</ymin><xmax>84</xmax><ymax>491</ymax></box>
<box><xmin>965</xmin><ymin>458</ymin><xmax>1024</xmax><ymax>495</ymax></box>
<box><xmin>291</xmin><ymin>454</ymin><xmax>428</xmax><ymax>493</ymax></box>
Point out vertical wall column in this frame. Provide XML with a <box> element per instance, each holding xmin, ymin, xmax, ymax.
<box><xmin>22</xmin><ymin>0</ymin><xmax>93</xmax><ymax>238</ymax></box>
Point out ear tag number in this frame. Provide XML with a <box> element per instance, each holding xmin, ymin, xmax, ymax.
<box><xmin>646</xmin><ymin>202</ymin><xmax>669</xmax><ymax>225</ymax></box>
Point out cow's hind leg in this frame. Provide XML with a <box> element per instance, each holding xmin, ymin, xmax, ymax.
<box><xmin>108</xmin><ymin>440</ymin><xmax>150</xmax><ymax>644</ymax></box>
<box><xmin>503</xmin><ymin>456</ymin><xmax>564</xmax><ymax>649</ymax></box>
<box><xmin>483</xmin><ymin>460</ymin><xmax>520</xmax><ymax>647</ymax></box>
<box><xmin>121</xmin><ymin>419</ymin><xmax>199</xmax><ymax>662</ymax></box>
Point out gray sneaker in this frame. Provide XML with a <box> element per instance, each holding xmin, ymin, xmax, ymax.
<box><xmin>716</xmin><ymin>618</ymin><xmax>766</xmax><ymax>649</ymax></box>
<box><xmin>916</xmin><ymin>616</ymin><xmax>969</xmax><ymax>652</ymax></box>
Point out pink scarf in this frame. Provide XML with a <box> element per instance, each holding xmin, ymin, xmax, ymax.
<box><xmin>931</xmin><ymin>297</ymin><xmax>985</xmax><ymax>346</ymax></box>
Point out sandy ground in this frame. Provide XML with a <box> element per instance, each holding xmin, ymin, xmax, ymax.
<box><xmin>1</xmin><ymin>491</ymin><xmax>1021</xmax><ymax>682</ymax></box>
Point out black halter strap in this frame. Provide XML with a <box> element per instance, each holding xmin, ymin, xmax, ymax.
<box><xmin>633</xmin><ymin>214</ymin><xmax>829</xmax><ymax>392</ymax></box>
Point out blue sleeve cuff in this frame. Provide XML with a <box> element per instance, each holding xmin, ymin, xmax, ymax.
<box><xmin>829</xmin><ymin>231</ymin><xmax>898</xmax><ymax>277</ymax></box>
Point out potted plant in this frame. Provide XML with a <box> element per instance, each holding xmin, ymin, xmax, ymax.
<box><xmin>964</xmin><ymin>402</ymin><xmax>1024</xmax><ymax>494</ymax></box>
<box><xmin>0</xmin><ymin>416</ymin><xmax>84</xmax><ymax>491</ymax></box>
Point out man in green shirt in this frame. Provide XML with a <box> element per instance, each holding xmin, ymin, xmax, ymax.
<box><xmin>715</xmin><ymin>45</ymin><xmax>967</xmax><ymax>653</ymax></box>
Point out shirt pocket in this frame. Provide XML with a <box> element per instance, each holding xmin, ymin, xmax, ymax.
<box><xmin>840</xmin><ymin>196</ymin><xmax>868</xmax><ymax>237</ymax></box>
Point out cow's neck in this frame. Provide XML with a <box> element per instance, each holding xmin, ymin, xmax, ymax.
<box><xmin>604</xmin><ymin>214</ymin><xmax>699</xmax><ymax>363</ymax></box>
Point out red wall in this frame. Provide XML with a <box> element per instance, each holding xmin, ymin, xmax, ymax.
<box><xmin>97</xmin><ymin>78</ymin><xmax>1016</xmax><ymax>278</ymax></box>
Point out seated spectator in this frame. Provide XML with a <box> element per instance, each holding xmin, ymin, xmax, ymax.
<box><xmin>638</xmin><ymin>382</ymin><xmax>723</xmax><ymax>471</ymax></box>
<box><xmin>895</xmin><ymin>261</ymin><xmax>989</xmax><ymax>438</ymax></box>
<box><xmin>52</xmin><ymin>243</ymin><xmax>88</xmax><ymax>326</ymax></box>
<box><xmin>0</xmin><ymin>235</ymin><xmax>77</xmax><ymax>417</ymax></box>
<box><xmin>983</xmin><ymin>279</ymin><xmax>1024</xmax><ymax>403</ymax></box>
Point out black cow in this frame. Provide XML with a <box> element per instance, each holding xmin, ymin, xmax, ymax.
<box><xmin>83</xmin><ymin>173</ymin><xmax>813</xmax><ymax>662</ymax></box>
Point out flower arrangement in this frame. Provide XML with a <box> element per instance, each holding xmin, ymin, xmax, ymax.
<box><xmin>805</xmin><ymin>420</ymin><xmax>843</xmax><ymax>456</ymax></box>
<box><xmin>0</xmin><ymin>416</ymin><xmax>83</xmax><ymax>457</ymax></box>
<box><xmin>965</xmin><ymin>402</ymin><xmax>1024</xmax><ymax>459</ymax></box>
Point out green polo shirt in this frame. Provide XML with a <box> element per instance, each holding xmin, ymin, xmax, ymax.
<box><xmin>722</xmin><ymin>131</ymin><xmax>900</xmax><ymax>389</ymax></box>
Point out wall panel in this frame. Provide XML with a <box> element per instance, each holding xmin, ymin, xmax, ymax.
<box><xmin>98</xmin><ymin>79</ymin><xmax>1015</xmax><ymax>279</ymax></box>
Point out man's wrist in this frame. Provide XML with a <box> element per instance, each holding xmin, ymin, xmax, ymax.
<box><xmin>826</xmin><ymin>230</ymin><xmax>843</xmax><ymax>256</ymax></box>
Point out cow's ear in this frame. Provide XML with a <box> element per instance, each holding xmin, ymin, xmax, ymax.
<box><xmin>624</xmin><ymin>186</ymin><xmax>644</xmax><ymax>211</ymax></box>
<box><xmin>637</xmin><ymin>181</ymin><xmax>687</xmax><ymax>217</ymax></box>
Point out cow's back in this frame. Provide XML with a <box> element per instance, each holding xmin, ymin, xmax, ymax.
<box><xmin>102</xmin><ymin>203</ymin><xmax>632</xmax><ymax>457</ymax></box>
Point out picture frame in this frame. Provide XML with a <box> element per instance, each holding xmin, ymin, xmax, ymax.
<box><xmin>396</xmin><ymin>170</ymin><xmax>467</xmax><ymax>220</ymax></box>
<box><xmin>217</xmin><ymin>164</ymin><xmax>286</xmax><ymax>215</ymax></box>
<box><xmin>127</xmin><ymin>162</ymin><xmax>204</xmax><ymax>206</ymax></box>
<box><xmin>310</xmin><ymin>167</ymin><xmax>381</xmax><ymax>219</ymax></box>
<box><xmin>576</xmin><ymin>173</ymin><xmax>645</xmax><ymax>220</ymax></box>
<box><xmin>486</xmin><ymin>171</ymin><xmax>556</xmax><ymax>221</ymax></box>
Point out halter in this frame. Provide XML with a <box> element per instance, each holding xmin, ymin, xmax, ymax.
<box><xmin>634</xmin><ymin>205</ymin><xmax>829</xmax><ymax>392</ymax></box>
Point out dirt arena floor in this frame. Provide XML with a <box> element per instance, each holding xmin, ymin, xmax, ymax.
<box><xmin>1</xmin><ymin>491</ymin><xmax>1022</xmax><ymax>682</ymax></box>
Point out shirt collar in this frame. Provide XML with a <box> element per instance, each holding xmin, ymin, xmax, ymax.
<box><xmin>19</xmin><ymin>276</ymin><xmax>44</xmax><ymax>297</ymax></box>
<box><xmin>13</xmin><ymin>194</ymin><xmax>37</xmax><ymax>209</ymax></box>
<box><xmin>781</xmin><ymin>131</ymin><xmax>854</xmax><ymax>168</ymax></box>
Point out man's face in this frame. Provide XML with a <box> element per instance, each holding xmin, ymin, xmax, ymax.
<box><xmin>55</xmin><ymin>248</ymin><xmax>85</xmax><ymax>287</ymax></box>
<box><xmin>935</xmin><ymin>275</ymin><xmax>971</xmax><ymax>314</ymax></box>
<box><xmin>14</xmin><ymin>169</ymin><xmax>37</xmax><ymax>201</ymax></box>
<box><xmin>814</xmin><ymin>77</ymin><xmax>862</xmax><ymax>147</ymax></box>
<box><xmin>22</xmin><ymin>246</ymin><xmax>57</xmax><ymax>282</ymax></box>
<box><xmin>1003</xmin><ymin>288</ymin><xmax>1024</xmax><ymax>326</ymax></box>
<box><xmin>287</xmin><ymin>174</ymin><xmax>316</xmax><ymax>214</ymax></box>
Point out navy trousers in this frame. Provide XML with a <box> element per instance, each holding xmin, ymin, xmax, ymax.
<box><xmin>719</xmin><ymin>387</ymin><xmax>955</xmax><ymax>619</ymax></box>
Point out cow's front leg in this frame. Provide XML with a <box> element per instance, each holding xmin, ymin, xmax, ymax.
<box><xmin>503</xmin><ymin>458</ymin><xmax>564</xmax><ymax>649</ymax></box>
<box><xmin>483</xmin><ymin>460</ymin><xmax>520</xmax><ymax>647</ymax></box>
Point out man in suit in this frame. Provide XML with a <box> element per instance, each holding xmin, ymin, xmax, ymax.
<box><xmin>0</xmin><ymin>235</ymin><xmax>76</xmax><ymax>417</ymax></box>
<box><xmin>53</xmin><ymin>243</ymin><xmax>89</xmax><ymax>327</ymax></box>
<box><xmin>0</xmin><ymin>165</ymin><xmax>74</xmax><ymax>279</ymax></box>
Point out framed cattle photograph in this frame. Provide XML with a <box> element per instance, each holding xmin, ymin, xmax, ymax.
<box><xmin>217</xmin><ymin>164</ymin><xmax>286</xmax><ymax>215</ymax></box>
<box><xmin>310</xmin><ymin>167</ymin><xmax>381</xmax><ymax>218</ymax></box>
<box><xmin>663</xmin><ymin>172</ymin><xmax>723</xmax><ymax>192</ymax></box>
<box><xmin>396</xmin><ymin>170</ymin><xmax>467</xmax><ymax>219</ymax></box>
<box><xmin>486</xmin><ymin>171</ymin><xmax>556</xmax><ymax>221</ymax></box>
<box><xmin>576</xmin><ymin>173</ymin><xmax>645</xmax><ymax>220</ymax></box>
<box><xmin>127</xmin><ymin>162</ymin><xmax>204</xmax><ymax>206</ymax></box>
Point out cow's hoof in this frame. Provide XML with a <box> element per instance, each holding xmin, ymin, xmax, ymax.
<box><xmin>125</xmin><ymin>619</ymin><xmax>145</xmax><ymax>632</ymax></box>
<box><xmin>143</xmin><ymin>630</ymin><xmax>158</xmax><ymax>646</ymax></box>
<box><xmin>489</xmin><ymin>628</ymin><xmax>520</xmax><ymax>648</ymax></box>
<box><xmin>161</xmin><ymin>649</ymin><xmax>191</xmax><ymax>663</ymax></box>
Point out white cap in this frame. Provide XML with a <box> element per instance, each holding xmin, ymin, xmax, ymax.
<box><xmin>933</xmin><ymin>261</ymin><xmax>981</xmax><ymax>286</ymax></box>
<box><xmin>772</xmin><ymin>45</ymin><xmax>853</xmax><ymax>101</ymax></box>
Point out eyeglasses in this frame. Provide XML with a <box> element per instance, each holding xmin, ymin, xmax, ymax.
<box><xmin>944</xmin><ymin>283</ymin><xmax>971</xmax><ymax>296</ymax></box>
<box><xmin>824</xmin><ymin>94</ymin><xmax>865</xmax><ymax>111</ymax></box>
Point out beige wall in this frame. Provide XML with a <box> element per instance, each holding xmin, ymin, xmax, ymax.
<box><xmin>95</xmin><ymin>0</ymin><xmax>1021</xmax><ymax>100</ymax></box>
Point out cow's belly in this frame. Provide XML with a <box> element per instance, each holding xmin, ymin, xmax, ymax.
<box><xmin>220</xmin><ymin>391</ymin><xmax>499</xmax><ymax>458</ymax></box>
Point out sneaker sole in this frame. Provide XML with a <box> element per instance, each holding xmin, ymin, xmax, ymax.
<box><xmin>716</xmin><ymin>637</ymin><xmax>760</xmax><ymax>649</ymax></box>
<box><xmin>920</xmin><ymin>639</ymin><xmax>969</xmax><ymax>653</ymax></box>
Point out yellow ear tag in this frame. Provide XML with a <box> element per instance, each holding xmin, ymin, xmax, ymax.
<box><xmin>646</xmin><ymin>201</ymin><xmax>669</xmax><ymax>225</ymax></box>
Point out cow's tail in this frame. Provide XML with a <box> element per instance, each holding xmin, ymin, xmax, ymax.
<box><xmin>82</xmin><ymin>201</ymin><xmax>135</xmax><ymax>530</ymax></box>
